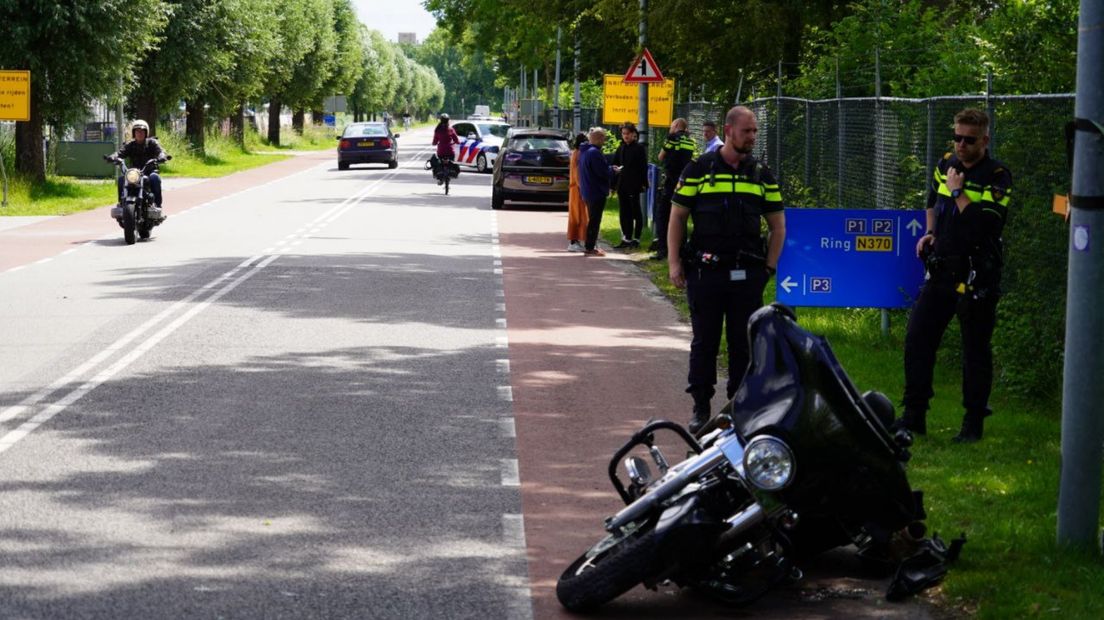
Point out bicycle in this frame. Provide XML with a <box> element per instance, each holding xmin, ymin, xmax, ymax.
<box><xmin>425</xmin><ymin>154</ymin><xmax>459</xmax><ymax>195</ymax></box>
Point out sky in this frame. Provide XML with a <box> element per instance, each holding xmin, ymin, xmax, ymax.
<box><xmin>351</xmin><ymin>0</ymin><xmax>440</xmax><ymax>43</ymax></box>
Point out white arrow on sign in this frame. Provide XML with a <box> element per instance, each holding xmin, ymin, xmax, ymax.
<box><xmin>780</xmin><ymin>275</ymin><xmax>797</xmax><ymax>294</ymax></box>
<box><xmin>906</xmin><ymin>218</ymin><xmax>923</xmax><ymax>236</ymax></box>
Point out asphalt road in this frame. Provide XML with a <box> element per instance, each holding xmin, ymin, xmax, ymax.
<box><xmin>0</xmin><ymin>128</ymin><xmax>530</xmax><ymax>619</ymax></box>
<box><xmin>0</xmin><ymin>127</ymin><xmax>940</xmax><ymax>619</ymax></box>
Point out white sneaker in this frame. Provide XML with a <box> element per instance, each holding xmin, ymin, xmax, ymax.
<box><xmin>567</xmin><ymin>241</ymin><xmax>584</xmax><ymax>252</ymax></box>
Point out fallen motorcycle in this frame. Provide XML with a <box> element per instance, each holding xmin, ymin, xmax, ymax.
<box><xmin>556</xmin><ymin>303</ymin><xmax>962</xmax><ymax>612</ymax></box>
<box><xmin>104</xmin><ymin>155</ymin><xmax>171</xmax><ymax>245</ymax></box>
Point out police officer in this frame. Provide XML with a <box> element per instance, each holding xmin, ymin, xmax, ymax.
<box><xmin>900</xmin><ymin>108</ymin><xmax>1012</xmax><ymax>443</ymax></box>
<box><xmin>669</xmin><ymin>106</ymin><xmax>786</xmax><ymax>432</ymax></box>
<box><xmin>652</xmin><ymin>118</ymin><xmax>696</xmax><ymax>260</ymax></box>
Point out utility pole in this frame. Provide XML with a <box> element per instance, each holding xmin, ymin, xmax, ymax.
<box><xmin>1058</xmin><ymin>0</ymin><xmax>1104</xmax><ymax>553</ymax></box>
<box><xmin>573</xmin><ymin>32</ymin><xmax>581</xmax><ymax>134</ymax></box>
<box><xmin>554</xmin><ymin>27</ymin><xmax>562</xmax><ymax>129</ymax></box>
<box><xmin>638</xmin><ymin>0</ymin><xmax>648</xmax><ymax>151</ymax></box>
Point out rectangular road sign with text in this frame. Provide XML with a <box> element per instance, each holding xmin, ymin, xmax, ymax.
<box><xmin>0</xmin><ymin>70</ymin><xmax>30</xmax><ymax>121</ymax></box>
<box><xmin>602</xmin><ymin>74</ymin><xmax>673</xmax><ymax>127</ymax></box>
<box><xmin>776</xmin><ymin>208</ymin><xmax>926</xmax><ymax>308</ymax></box>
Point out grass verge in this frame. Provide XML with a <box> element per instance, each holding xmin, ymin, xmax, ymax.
<box><xmin>0</xmin><ymin>126</ymin><xmax>337</xmax><ymax>217</ymax></box>
<box><xmin>597</xmin><ymin>198</ymin><xmax>1104</xmax><ymax>619</ymax></box>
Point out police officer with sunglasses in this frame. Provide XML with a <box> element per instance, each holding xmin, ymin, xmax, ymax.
<box><xmin>898</xmin><ymin>108</ymin><xmax>1013</xmax><ymax>443</ymax></box>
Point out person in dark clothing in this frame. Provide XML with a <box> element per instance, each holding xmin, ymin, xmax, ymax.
<box><xmin>899</xmin><ymin>108</ymin><xmax>1013</xmax><ymax>443</ymax></box>
<box><xmin>668</xmin><ymin>106</ymin><xmax>786</xmax><ymax>433</ymax></box>
<box><xmin>577</xmin><ymin>127</ymin><xmax>614</xmax><ymax>257</ymax></box>
<box><xmin>431</xmin><ymin>113</ymin><xmax>459</xmax><ymax>184</ymax></box>
<box><xmin>611</xmin><ymin>122</ymin><xmax>648</xmax><ymax>248</ymax></box>
<box><xmin>107</xmin><ymin>119</ymin><xmax>169</xmax><ymax>210</ymax></box>
<box><xmin>652</xmin><ymin>118</ymin><xmax>696</xmax><ymax>259</ymax></box>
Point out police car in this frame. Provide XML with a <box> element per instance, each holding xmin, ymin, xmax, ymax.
<box><xmin>451</xmin><ymin>119</ymin><xmax>511</xmax><ymax>173</ymax></box>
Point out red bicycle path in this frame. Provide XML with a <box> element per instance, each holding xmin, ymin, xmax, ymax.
<box><xmin>496</xmin><ymin>208</ymin><xmax>940</xmax><ymax>619</ymax></box>
<box><xmin>0</xmin><ymin>151</ymin><xmax>331</xmax><ymax>273</ymax></box>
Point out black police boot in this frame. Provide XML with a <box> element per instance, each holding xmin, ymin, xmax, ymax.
<box><xmin>892</xmin><ymin>409</ymin><xmax>927</xmax><ymax>436</ymax></box>
<box><xmin>688</xmin><ymin>391</ymin><xmax>712</xmax><ymax>434</ymax></box>
<box><xmin>952</xmin><ymin>411</ymin><xmax>985</xmax><ymax>443</ymax></box>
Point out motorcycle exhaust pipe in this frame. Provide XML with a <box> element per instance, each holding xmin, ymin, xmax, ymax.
<box><xmin>606</xmin><ymin>446</ymin><xmax>729</xmax><ymax>532</ymax></box>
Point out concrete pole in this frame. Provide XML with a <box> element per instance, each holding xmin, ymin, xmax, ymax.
<box><xmin>1058</xmin><ymin>0</ymin><xmax>1104</xmax><ymax>552</ymax></box>
<box><xmin>638</xmin><ymin>0</ymin><xmax>648</xmax><ymax>151</ymax></box>
<box><xmin>573</xmin><ymin>33</ymin><xmax>581</xmax><ymax>134</ymax></box>
<box><xmin>554</xmin><ymin>27</ymin><xmax>562</xmax><ymax>129</ymax></box>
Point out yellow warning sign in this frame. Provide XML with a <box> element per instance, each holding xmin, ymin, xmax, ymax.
<box><xmin>602</xmin><ymin>74</ymin><xmax>673</xmax><ymax>128</ymax></box>
<box><xmin>0</xmin><ymin>70</ymin><xmax>30</xmax><ymax>121</ymax></box>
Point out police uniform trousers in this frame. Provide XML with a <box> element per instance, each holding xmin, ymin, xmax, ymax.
<box><xmin>686</xmin><ymin>264</ymin><xmax>768</xmax><ymax>400</ymax></box>
<box><xmin>652</xmin><ymin>177</ymin><xmax>678</xmax><ymax>254</ymax></box>
<box><xmin>903</xmin><ymin>279</ymin><xmax>999</xmax><ymax>417</ymax></box>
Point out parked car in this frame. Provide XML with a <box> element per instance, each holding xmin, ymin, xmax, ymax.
<box><xmin>452</xmin><ymin>119</ymin><xmax>511</xmax><ymax>173</ymax></box>
<box><xmin>491</xmin><ymin>128</ymin><xmax>571</xmax><ymax>210</ymax></box>
<box><xmin>337</xmin><ymin>122</ymin><xmax>399</xmax><ymax>170</ymax></box>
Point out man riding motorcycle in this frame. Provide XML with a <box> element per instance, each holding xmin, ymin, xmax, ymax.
<box><xmin>107</xmin><ymin>120</ymin><xmax>169</xmax><ymax>216</ymax></box>
<box><xmin>431</xmin><ymin>113</ymin><xmax>459</xmax><ymax>185</ymax></box>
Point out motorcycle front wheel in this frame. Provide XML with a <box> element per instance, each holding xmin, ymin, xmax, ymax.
<box><xmin>556</xmin><ymin>526</ymin><xmax>662</xmax><ymax>612</ymax></box>
<box><xmin>122</xmin><ymin>203</ymin><xmax>136</xmax><ymax>245</ymax></box>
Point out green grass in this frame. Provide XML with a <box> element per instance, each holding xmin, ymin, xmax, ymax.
<box><xmin>598</xmin><ymin>198</ymin><xmax>1104</xmax><ymax>619</ymax></box>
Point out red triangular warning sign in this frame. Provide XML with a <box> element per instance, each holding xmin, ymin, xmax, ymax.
<box><xmin>623</xmin><ymin>48</ymin><xmax>665</xmax><ymax>84</ymax></box>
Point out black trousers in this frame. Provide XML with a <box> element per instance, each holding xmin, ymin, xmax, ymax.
<box><xmin>685</xmin><ymin>265</ymin><xmax>768</xmax><ymax>400</ymax></box>
<box><xmin>903</xmin><ymin>280</ymin><xmax>999</xmax><ymax>416</ymax></box>
<box><xmin>617</xmin><ymin>190</ymin><xmax>643</xmax><ymax>241</ymax></box>
<box><xmin>652</xmin><ymin>179</ymin><xmax>678</xmax><ymax>254</ymax></box>
<box><xmin>584</xmin><ymin>195</ymin><xmax>606</xmax><ymax>250</ymax></box>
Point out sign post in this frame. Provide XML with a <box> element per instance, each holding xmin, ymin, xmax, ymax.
<box><xmin>0</xmin><ymin>70</ymin><xmax>31</xmax><ymax>208</ymax></box>
<box><xmin>776</xmin><ymin>208</ymin><xmax>926</xmax><ymax>309</ymax></box>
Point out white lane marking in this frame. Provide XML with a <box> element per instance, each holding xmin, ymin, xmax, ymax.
<box><xmin>0</xmin><ymin>164</ymin><xmax>406</xmax><ymax>445</ymax></box>
<box><xmin>499</xmin><ymin>417</ymin><xmax>517</xmax><ymax>438</ymax></box>
<box><xmin>495</xmin><ymin>336</ymin><xmax>508</xmax><ymax>348</ymax></box>
<box><xmin>496</xmin><ymin>359</ymin><xmax>510</xmax><ymax>373</ymax></box>
<box><xmin>500</xmin><ymin>459</ymin><xmax>520</xmax><ymax>487</ymax></box>
<box><xmin>496</xmin><ymin>318</ymin><xmax>507</xmax><ymax>328</ymax></box>
<box><xmin>496</xmin><ymin>303</ymin><xmax>506</xmax><ymax>312</ymax></box>
<box><xmin>497</xmin><ymin>386</ymin><xmax>513</xmax><ymax>402</ymax></box>
<box><xmin>502</xmin><ymin>513</ymin><xmax>526</xmax><ymax>549</ymax></box>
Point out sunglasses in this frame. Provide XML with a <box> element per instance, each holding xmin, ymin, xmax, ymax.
<box><xmin>952</xmin><ymin>134</ymin><xmax>978</xmax><ymax>145</ymax></box>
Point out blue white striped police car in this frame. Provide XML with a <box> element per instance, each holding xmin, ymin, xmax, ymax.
<box><xmin>451</xmin><ymin>119</ymin><xmax>511</xmax><ymax>173</ymax></box>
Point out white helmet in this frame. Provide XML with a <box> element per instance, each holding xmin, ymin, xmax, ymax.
<box><xmin>131</xmin><ymin>120</ymin><xmax>150</xmax><ymax>137</ymax></box>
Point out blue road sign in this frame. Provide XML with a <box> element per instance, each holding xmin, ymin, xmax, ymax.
<box><xmin>776</xmin><ymin>208</ymin><xmax>926</xmax><ymax>308</ymax></box>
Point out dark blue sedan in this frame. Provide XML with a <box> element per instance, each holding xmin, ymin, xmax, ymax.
<box><xmin>337</xmin><ymin>123</ymin><xmax>399</xmax><ymax>170</ymax></box>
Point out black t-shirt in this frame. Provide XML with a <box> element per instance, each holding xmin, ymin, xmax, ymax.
<box><xmin>928</xmin><ymin>151</ymin><xmax>1013</xmax><ymax>276</ymax></box>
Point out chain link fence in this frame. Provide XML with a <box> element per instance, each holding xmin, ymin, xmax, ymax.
<box><xmin>671</xmin><ymin>94</ymin><xmax>1075</xmax><ymax>397</ymax></box>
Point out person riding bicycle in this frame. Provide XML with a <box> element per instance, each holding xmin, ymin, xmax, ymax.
<box><xmin>106</xmin><ymin>119</ymin><xmax>169</xmax><ymax>214</ymax></box>
<box><xmin>431</xmin><ymin>113</ymin><xmax>459</xmax><ymax>185</ymax></box>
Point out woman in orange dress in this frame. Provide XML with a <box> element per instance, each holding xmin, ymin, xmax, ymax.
<box><xmin>567</xmin><ymin>133</ymin><xmax>589</xmax><ymax>252</ymax></box>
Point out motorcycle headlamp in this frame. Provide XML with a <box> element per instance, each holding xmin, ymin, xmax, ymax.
<box><xmin>743</xmin><ymin>436</ymin><xmax>795</xmax><ymax>491</ymax></box>
<box><xmin>125</xmin><ymin>168</ymin><xmax>142</xmax><ymax>186</ymax></box>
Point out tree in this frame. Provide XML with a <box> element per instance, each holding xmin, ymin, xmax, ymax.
<box><xmin>263</xmin><ymin>0</ymin><xmax>323</xmax><ymax>145</ymax></box>
<box><xmin>311</xmin><ymin>0</ymin><xmax>365</xmax><ymax>124</ymax></box>
<box><xmin>0</xmin><ymin>0</ymin><xmax>167</xmax><ymax>181</ymax></box>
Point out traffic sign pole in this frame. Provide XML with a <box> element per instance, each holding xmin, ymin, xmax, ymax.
<box><xmin>638</xmin><ymin>0</ymin><xmax>648</xmax><ymax>152</ymax></box>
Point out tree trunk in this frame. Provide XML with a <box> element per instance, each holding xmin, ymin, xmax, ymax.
<box><xmin>185</xmin><ymin>99</ymin><xmax>205</xmax><ymax>155</ymax></box>
<box><xmin>268</xmin><ymin>99</ymin><xmax>281</xmax><ymax>146</ymax></box>
<box><xmin>14</xmin><ymin>104</ymin><xmax>46</xmax><ymax>183</ymax></box>
<box><xmin>229</xmin><ymin>103</ymin><xmax>245</xmax><ymax>149</ymax></box>
<box><xmin>311</xmin><ymin>108</ymin><xmax>324</xmax><ymax>126</ymax></box>
<box><xmin>135</xmin><ymin>93</ymin><xmax>159</xmax><ymax>136</ymax></box>
<box><xmin>292</xmin><ymin>109</ymin><xmax>304</xmax><ymax>134</ymax></box>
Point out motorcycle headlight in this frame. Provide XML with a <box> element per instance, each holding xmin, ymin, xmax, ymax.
<box><xmin>743</xmin><ymin>436</ymin><xmax>795</xmax><ymax>491</ymax></box>
<box><xmin>125</xmin><ymin>168</ymin><xmax>141</xmax><ymax>186</ymax></box>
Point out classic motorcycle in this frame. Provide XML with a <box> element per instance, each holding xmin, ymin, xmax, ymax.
<box><xmin>556</xmin><ymin>303</ymin><xmax>962</xmax><ymax>612</ymax></box>
<box><xmin>104</xmin><ymin>155</ymin><xmax>171</xmax><ymax>245</ymax></box>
